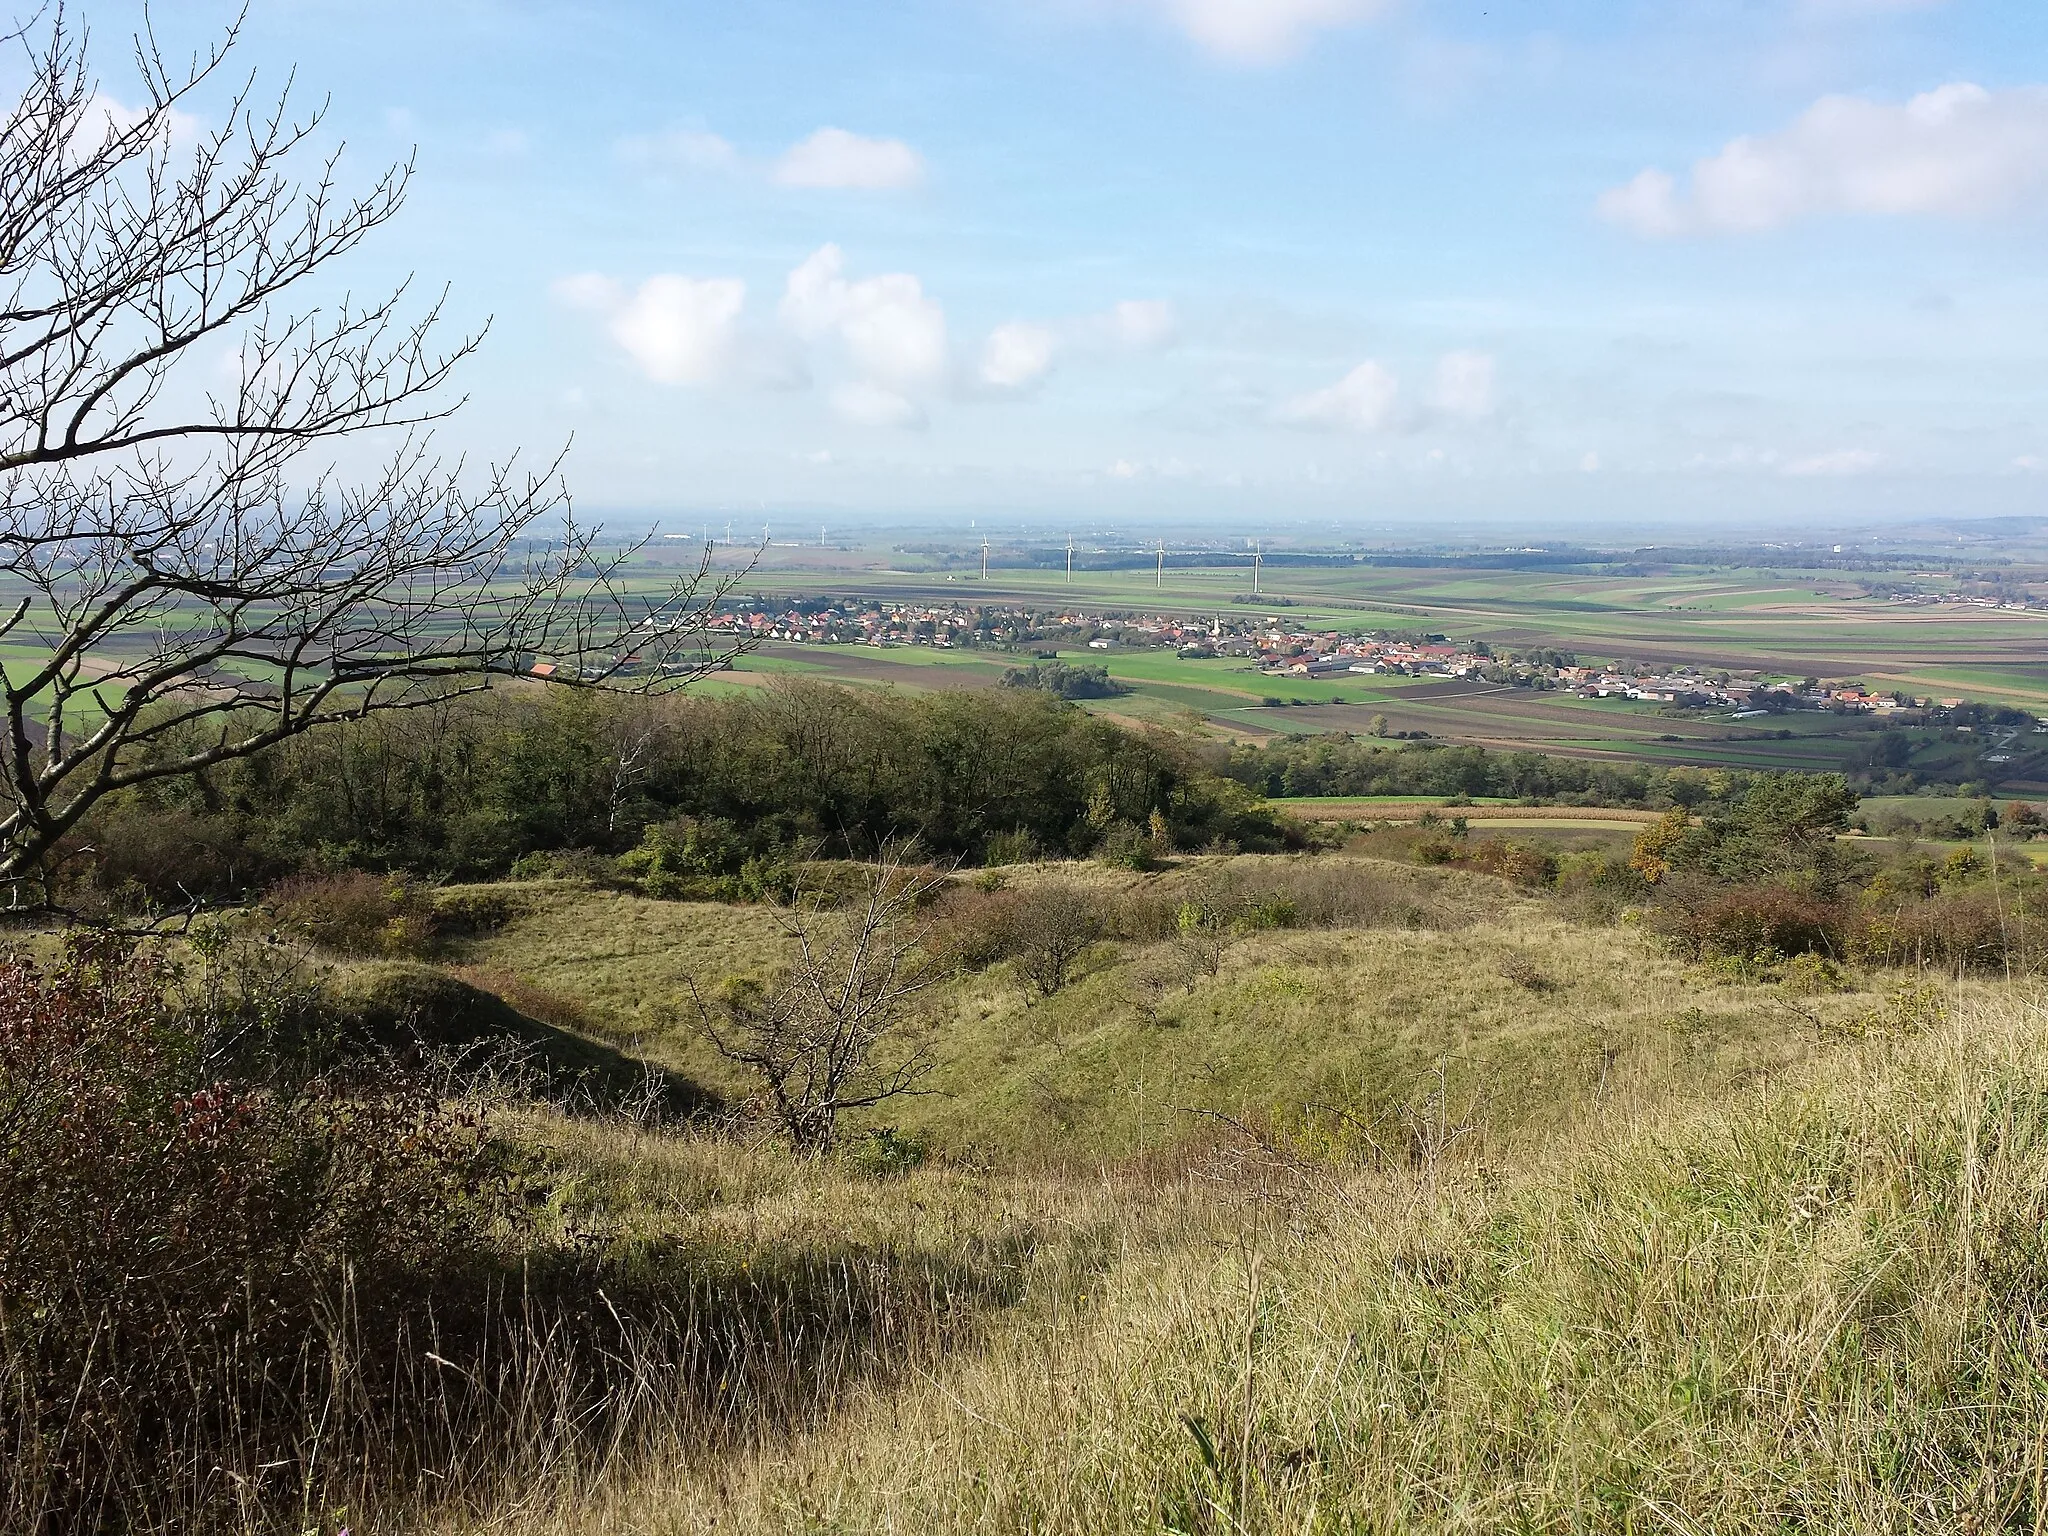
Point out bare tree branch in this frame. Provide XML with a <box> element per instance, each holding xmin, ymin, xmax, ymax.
<box><xmin>0</xmin><ymin>12</ymin><xmax>754</xmax><ymax>899</ymax></box>
<box><xmin>690</xmin><ymin>845</ymin><xmax>951</xmax><ymax>1153</ymax></box>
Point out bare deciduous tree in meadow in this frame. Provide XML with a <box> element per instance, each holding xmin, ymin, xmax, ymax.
<box><xmin>693</xmin><ymin>849</ymin><xmax>950</xmax><ymax>1153</ymax></box>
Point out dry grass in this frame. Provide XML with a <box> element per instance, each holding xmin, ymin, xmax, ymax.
<box><xmin>439</xmin><ymin>985</ymin><xmax>2048</xmax><ymax>1535</ymax></box>
<box><xmin>443</xmin><ymin>856</ymin><xmax>1498</xmax><ymax>1103</ymax></box>
<box><xmin>438</xmin><ymin>856</ymin><xmax>1942</xmax><ymax>1163</ymax></box>
<box><xmin>877</xmin><ymin>909</ymin><xmax>1914</xmax><ymax>1163</ymax></box>
<box><xmin>25</xmin><ymin>856</ymin><xmax>2044</xmax><ymax>1533</ymax></box>
<box><xmin>153</xmin><ymin>860</ymin><xmax>2030</xmax><ymax>1535</ymax></box>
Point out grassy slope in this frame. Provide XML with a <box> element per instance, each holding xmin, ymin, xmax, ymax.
<box><xmin>452</xmin><ymin>858</ymin><xmax>1900</xmax><ymax>1160</ymax></box>
<box><xmin>441</xmin><ymin>964</ymin><xmax>2048</xmax><ymax>1534</ymax></box>
<box><xmin>397</xmin><ymin>863</ymin><xmax>2048</xmax><ymax>1534</ymax></box>
<box><xmin>718</xmin><ymin>998</ymin><xmax>2046</xmax><ymax>1535</ymax></box>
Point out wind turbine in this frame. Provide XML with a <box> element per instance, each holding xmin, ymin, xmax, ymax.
<box><xmin>1066</xmin><ymin>532</ymin><xmax>1074</xmax><ymax>580</ymax></box>
<box><xmin>981</xmin><ymin>537</ymin><xmax>990</xmax><ymax>580</ymax></box>
<box><xmin>1156</xmin><ymin>539</ymin><xmax>1165</xmax><ymax>589</ymax></box>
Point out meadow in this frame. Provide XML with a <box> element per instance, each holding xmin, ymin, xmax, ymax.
<box><xmin>450</xmin><ymin>857</ymin><xmax>1833</xmax><ymax>1160</ymax></box>
<box><xmin>184</xmin><ymin>853</ymin><xmax>2048</xmax><ymax>1531</ymax></box>
<box><xmin>20</xmin><ymin>692</ymin><xmax>2048</xmax><ymax>1534</ymax></box>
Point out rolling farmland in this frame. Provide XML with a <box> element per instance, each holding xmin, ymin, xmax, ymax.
<box><xmin>683</xmin><ymin>546</ymin><xmax>2048</xmax><ymax>703</ymax></box>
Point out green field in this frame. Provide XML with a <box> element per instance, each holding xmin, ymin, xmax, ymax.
<box><xmin>708</xmin><ymin>637</ymin><xmax>2043</xmax><ymax>786</ymax></box>
<box><xmin>14</xmin><ymin>538</ymin><xmax>2048</xmax><ymax>787</ymax></box>
<box><xmin>640</xmin><ymin>540</ymin><xmax>2048</xmax><ymax>789</ymax></box>
<box><xmin>693</xmin><ymin>546</ymin><xmax>2048</xmax><ymax>707</ymax></box>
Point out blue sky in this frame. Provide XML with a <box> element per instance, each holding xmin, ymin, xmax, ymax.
<box><xmin>76</xmin><ymin>0</ymin><xmax>2048</xmax><ymax>533</ymax></box>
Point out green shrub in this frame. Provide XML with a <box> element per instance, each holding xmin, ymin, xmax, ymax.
<box><xmin>1096</xmin><ymin>821</ymin><xmax>1157</xmax><ymax>871</ymax></box>
<box><xmin>984</xmin><ymin>829</ymin><xmax>1035</xmax><ymax>867</ymax></box>
<box><xmin>508</xmin><ymin>846</ymin><xmax>621</xmax><ymax>883</ymax></box>
<box><xmin>432</xmin><ymin>884</ymin><xmax>532</xmax><ymax>937</ymax></box>
<box><xmin>1781</xmin><ymin>951</ymin><xmax>1851</xmax><ymax>995</ymax></box>
<box><xmin>270</xmin><ymin>870</ymin><xmax>438</xmax><ymax>956</ymax></box>
<box><xmin>1413</xmin><ymin>834</ymin><xmax>1456</xmax><ymax>866</ymax></box>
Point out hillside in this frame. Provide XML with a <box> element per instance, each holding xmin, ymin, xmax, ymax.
<box><xmin>447</xmin><ymin>856</ymin><xmax>1910</xmax><ymax>1161</ymax></box>
<box><xmin>513</xmin><ymin>988</ymin><xmax>2036</xmax><ymax>1535</ymax></box>
<box><xmin>12</xmin><ymin>836</ymin><xmax>2039</xmax><ymax>1533</ymax></box>
<box><xmin>386</xmin><ymin>861</ymin><xmax>2034</xmax><ymax>1534</ymax></box>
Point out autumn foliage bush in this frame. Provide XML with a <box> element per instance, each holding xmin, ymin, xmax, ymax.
<box><xmin>1461</xmin><ymin>837</ymin><xmax>1560</xmax><ymax>888</ymax></box>
<box><xmin>1648</xmin><ymin>880</ymin><xmax>1845</xmax><ymax>962</ymax></box>
<box><xmin>1645</xmin><ymin>875</ymin><xmax>2048</xmax><ymax>975</ymax></box>
<box><xmin>0</xmin><ymin>938</ymin><xmax>495</xmax><ymax>1531</ymax></box>
<box><xmin>1846</xmin><ymin>893</ymin><xmax>2026</xmax><ymax>973</ymax></box>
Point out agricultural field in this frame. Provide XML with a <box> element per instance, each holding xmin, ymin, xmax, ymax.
<box><xmin>710</xmin><ymin>635</ymin><xmax>2045</xmax><ymax>785</ymax></box>
<box><xmin>700</xmin><ymin>545</ymin><xmax>2048</xmax><ymax>706</ymax></box>
<box><xmin>661</xmin><ymin>538</ymin><xmax>2048</xmax><ymax>789</ymax></box>
<box><xmin>10</xmin><ymin>537</ymin><xmax>2048</xmax><ymax>786</ymax></box>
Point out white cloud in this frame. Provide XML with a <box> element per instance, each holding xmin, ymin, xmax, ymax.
<box><xmin>553</xmin><ymin>272</ymin><xmax>746</xmax><ymax>385</ymax></box>
<box><xmin>617</xmin><ymin>128</ymin><xmax>739</xmax><ymax>172</ymax></box>
<box><xmin>1784</xmin><ymin>448</ymin><xmax>1884</xmax><ymax>476</ymax></box>
<box><xmin>990</xmin><ymin>300</ymin><xmax>1174</xmax><ymax>385</ymax></box>
<box><xmin>981</xmin><ymin>322</ymin><xmax>1059</xmax><ymax>389</ymax></box>
<box><xmin>1431</xmin><ymin>350</ymin><xmax>1496</xmax><ymax>419</ymax></box>
<box><xmin>1580</xmin><ymin>451</ymin><xmax>1602</xmax><ymax>474</ymax></box>
<box><xmin>831</xmin><ymin>382</ymin><xmax>927</xmax><ymax>429</ymax></box>
<box><xmin>1101</xmin><ymin>456</ymin><xmax>1192</xmax><ymax>481</ymax></box>
<box><xmin>1598</xmin><ymin>170</ymin><xmax>1687</xmax><ymax>238</ymax></box>
<box><xmin>1110</xmin><ymin>299</ymin><xmax>1179</xmax><ymax>349</ymax></box>
<box><xmin>1148</xmin><ymin>0</ymin><xmax>1388</xmax><ymax>64</ymax></box>
<box><xmin>1277</xmin><ymin>362</ymin><xmax>1400</xmax><ymax>432</ymax></box>
<box><xmin>782</xmin><ymin>244</ymin><xmax>949</xmax><ymax>389</ymax></box>
<box><xmin>2015</xmin><ymin>455</ymin><xmax>2045</xmax><ymax>473</ymax></box>
<box><xmin>775</xmin><ymin>128</ymin><xmax>925</xmax><ymax>190</ymax></box>
<box><xmin>1600</xmin><ymin>83</ymin><xmax>2048</xmax><ymax>237</ymax></box>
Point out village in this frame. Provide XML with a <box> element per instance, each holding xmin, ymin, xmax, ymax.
<box><xmin>697</xmin><ymin>599</ymin><xmax>1944</xmax><ymax>715</ymax></box>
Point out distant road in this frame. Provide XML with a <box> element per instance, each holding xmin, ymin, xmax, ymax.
<box><xmin>1271</xmin><ymin>800</ymin><xmax>1665</xmax><ymax>828</ymax></box>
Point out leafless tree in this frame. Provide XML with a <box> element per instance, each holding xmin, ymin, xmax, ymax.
<box><xmin>1009</xmin><ymin>881</ymin><xmax>1103</xmax><ymax>1000</ymax></box>
<box><xmin>1170</xmin><ymin>881</ymin><xmax>1247</xmax><ymax>987</ymax></box>
<box><xmin>0</xmin><ymin>13</ymin><xmax>748</xmax><ymax>902</ymax></box>
<box><xmin>692</xmin><ymin>850</ymin><xmax>950</xmax><ymax>1153</ymax></box>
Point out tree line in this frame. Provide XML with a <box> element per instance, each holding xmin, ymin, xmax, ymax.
<box><xmin>1222</xmin><ymin>734</ymin><xmax>1757</xmax><ymax>806</ymax></box>
<box><xmin>69</xmin><ymin>682</ymin><xmax>1290</xmax><ymax>909</ymax></box>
